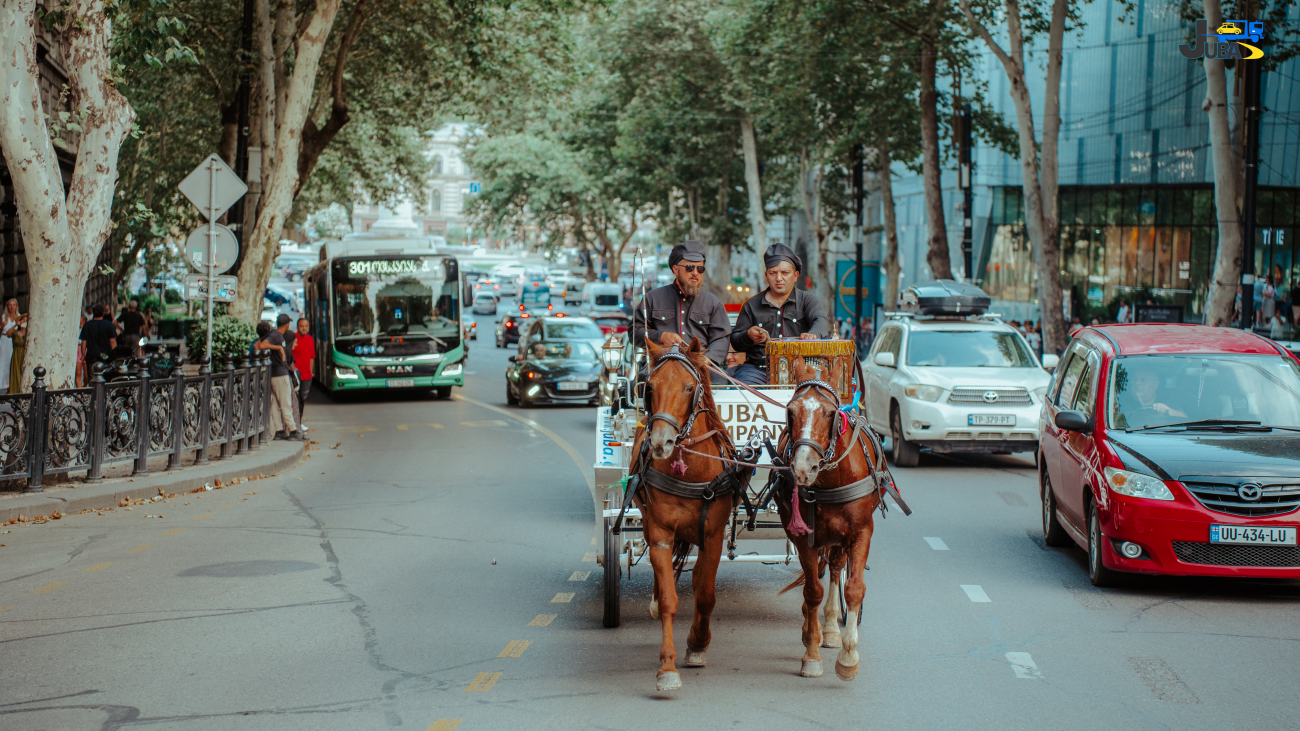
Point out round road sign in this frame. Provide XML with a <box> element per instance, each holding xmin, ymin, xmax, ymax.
<box><xmin>184</xmin><ymin>224</ymin><xmax>240</xmax><ymax>275</ymax></box>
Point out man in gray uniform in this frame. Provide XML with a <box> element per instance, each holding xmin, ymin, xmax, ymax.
<box><xmin>728</xmin><ymin>243</ymin><xmax>830</xmax><ymax>385</ymax></box>
<box><xmin>631</xmin><ymin>240</ymin><xmax>730</xmax><ymax>380</ymax></box>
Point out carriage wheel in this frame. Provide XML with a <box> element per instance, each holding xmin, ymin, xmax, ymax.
<box><xmin>602</xmin><ymin>517</ymin><xmax>622</xmax><ymax>627</ymax></box>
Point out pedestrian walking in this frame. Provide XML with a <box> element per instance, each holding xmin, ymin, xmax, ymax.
<box><xmin>79</xmin><ymin>305</ymin><xmax>117</xmax><ymax>371</ymax></box>
<box><xmin>8</xmin><ymin>310</ymin><xmax>27</xmax><ymax>394</ymax></box>
<box><xmin>1116</xmin><ymin>300</ymin><xmax>1129</xmax><ymax>324</ymax></box>
<box><xmin>116</xmin><ymin>299</ymin><xmax>146</xmax><ymax>353</ymax></box>
<box><xmin>76</xmin><ymin>310</ymin><xmax>89</xmax><ymax>387</ymax></box>
<box><xmin>292</xmin><ymin>318</ymin><xmax>315</xmax><ymax>430</ymax></box>
<box><xmin>1262</xmin><ymin>275</ymin><xmax>1277</xmax><ymax>327</ymax></box>
<box><xmin>254</xmin><ymin>314</ymin><xmax>301</xmax><ymax>440</ymax></box>
<box><xmin>0</xmin><ymin>299</ymin><xmax>20</xmax><ymax>393</ymax></box>
<box><xmin>1025</xmin><ymin>320</ymin><xmax>1041</xmax><ymax>356</ymax></box>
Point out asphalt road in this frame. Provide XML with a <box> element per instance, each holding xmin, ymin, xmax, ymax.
<box><xmin>3</xmin><ymin>294</ymin><xmax>1298</xmax><ymax>730</ymax></box>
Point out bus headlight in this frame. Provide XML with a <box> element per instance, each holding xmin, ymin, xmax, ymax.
<box><xmin>443</xmin><ymin>362</ymin><xmax>463</xmax><ymax>376</ymax></box>
<box><xmin>335</xmin><ymin>366</ymin><xmax>359</xmax><ymax>380</ymax></box>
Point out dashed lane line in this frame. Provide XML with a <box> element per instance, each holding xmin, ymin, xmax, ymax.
<box><xmin>499</xmin><ymin>640</ymin><xmax>532</xmax><ymax>658</ymax></box>
<box><xmin>28</xmin><ymin>582</ymin><xmax>66</xmax><ymax>594</ymax></box>
<box><xmin>460</xmin><ymin>420</ymin><xmax>510</xmax><ymax>428</ymax></box>
<box><xmin>127</xmin><ymin>544</ymin><xmax>155</xmax><ymax>553</ymax></box>
<box><xmin>581</xmin><ymin>552</ymin><xmax>597</xmax><ymax>562</ymax></box>
<box><xmin>452</xmin><ymin>393</ymin><xmax>594</xmax><ymax>491</ymax></box>
<box><xmin>191</xmin><ymin>514</ymin><xmax>213</xmax><ymax>522</ymax></box>
<box><xmin>528</xmin><ymin>614</ymin><xmax>557</xmax><ymax>627</ymax></box>
<box><xmin>396</xmin><ymin>425</ymin><xmax>409</xmax><ymax>430</ymax></box>
<box><xmin>923</xmin><ymin>537</ymin><xmax>949</xmax><ymax>550</ymax></box>
<box><xmin>1005</xmin><ymin>652</ymin><xmax>1042</xmax><ymax>679</ymax></box>
<box><xmin>81</xmin><ymin>562</ymin><xmax>114</xmax><ymax>572</ymax></box>
<box><xmin>464</xmin><ymin>672</ymin><xmax>501</xmax><ymax>692</ymax></box>
<box><xmin>426</xmin><ymin>720</ymin><xmax>461</xmax><ymax>730</ymax></box>
<box><xmin>568</xmin><ymin>571</ymin><xmax>590</xmax><ymax>581</ymax></box>
<box><xmin>551</xmin><ymin>593</ymin><xmax>575</xmax><ymax>603</ymax></box>
<box><xmin>337</xmin><ymin>426</ymin><xmax>378</xmax><ymax>432</ymax></box>
<box><xmin>961</xmin><ymin>585</ymin><xmax>992</xmax><ymax>603</ymax></box>
<box><xmin>162</xmin><ymin>528</ymin><xmax>187</xmax><ymax>536</ymax></box>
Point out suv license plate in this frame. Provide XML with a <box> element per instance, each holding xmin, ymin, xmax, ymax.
<box><xmin>969</xmin><ymin>414</ymin><xmax>1015</xmax><ymax>426</ymax></box>
<box><xmin>386</xmin><ymin>379</ymin><xmax>415</xmax><ymax>388</ymax></box>
<box><xmin>557</xmin><ymin>381</ymin><xmax>588</xmax><ymax>391</ymax></box>
<box><xmin>1210</xmin><ymin>525</ymin><xmax>1297</xmax><ymax>545</ymax></box>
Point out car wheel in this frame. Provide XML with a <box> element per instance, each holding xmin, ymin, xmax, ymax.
<box><xmin>506</xmin><ymin>383</ymin><xmax>518</xmax><ymax>405</ymax></box>
<box><xmin>433</xmin><ymin>386</ymin><xmax>452</xmax><ymax>399</ymax></box>
<box><xmin>1087</xmin><ymin>502</ymin><xmax>1123</xmax><ymax>588</ymax></box>
<box><xmin>1041</xmin><ymin>471</ymin><xmax>1072</xmax><ymax>547</ymax></box>
<box><xmin>496</xmin><ymin>335</ymin><xmax>503</xmax><ymax>348</ymax></box>
<box><xmin>890</xmin><ymin>406</ymin><xmax>920</xmax><ymax>467</ymax></box>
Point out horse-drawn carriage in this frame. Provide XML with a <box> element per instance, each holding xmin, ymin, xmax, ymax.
<box><xmin>592</xmin><ymin>335</ymin><xmax>909</xmax><ymax>690</ymax></box>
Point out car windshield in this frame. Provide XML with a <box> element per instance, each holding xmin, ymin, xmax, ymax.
<box><xmin>1108</xmin><ymin>354</ymin><xmax>1300</xmax><ymax>430</ymax></box>
<box><xmin>526</xmin><ymin>341</ymin><xmax>597</xmax><ymax>364</ymax></box>
<box><xmin>545</xmin><ymin>320</ymin><xmax>603</xmax><ymax>339</ymax></box>
<box><xmin>906</xmin><ymin>330</ymin><xmax>1035</xmax><ymax>367</ymax></box>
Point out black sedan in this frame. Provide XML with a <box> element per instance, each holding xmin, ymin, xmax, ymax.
<box><xmin>506</xmin><ymin>341</ymin><xmax>601</xmax><ymax>407</ymax></box>
<box><xmin>496</xmin><ymin>313</ymin><xmax>529</xmax><ymax>348</ymax></box>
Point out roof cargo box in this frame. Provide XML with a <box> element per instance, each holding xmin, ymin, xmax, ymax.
<box><xmin>901</xmin><ymin>279</ymin><xmax>991</xmax><ymax>316</ymax></box>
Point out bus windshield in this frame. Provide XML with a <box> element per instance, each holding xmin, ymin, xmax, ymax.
<box><xmin>332</xmin><ymin>256</ymin><xmax>459</xmax><ymax>355</ymax></box>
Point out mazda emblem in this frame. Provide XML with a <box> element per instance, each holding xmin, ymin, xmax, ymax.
<box><xmin>982</xmin><ymin>390</ymin><xmax>999</xmax><ymax>403</ymax></box>
<box><xmin>1237</xmin><ymin>483</ymin><xmax>1264</xmax><ymax>502</ymax></box>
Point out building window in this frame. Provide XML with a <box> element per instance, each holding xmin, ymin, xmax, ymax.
<box><xmin>432</xmin><ymin>155</ymin><xmax>443</xmax><ymax>175</ymax></box>
<box><xmin>430</xmin><ymin>189</ymin><xmax>442</xmax><ymax>212</ymax></box>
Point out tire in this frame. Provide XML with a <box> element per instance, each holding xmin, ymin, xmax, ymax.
<box><xmin>890</xmin><ymin>406</ymin><xmax>920</xmax><ymax>467</ymax></box>
<box><xmin>496</xmin><ymin>335</ymin><xmax>503</xmax><ymax>348</ymax></box>
<box><xmin>434</xmin><ymin>386</ymin><xmax>452</xmax><ymax>399</ymax></box>
<box><xmin>1041</xmin><ymin>471</ymin><xmax>1072</xmax><ymax>547</ymax></box>
<box><xmin>506</xmin><ymin>383</ymin><xmax>518</xmax><ymax>405</ymax></box>
<box><xmin>603</xmin><ymin>517</ymin><xmax>621</xmax><ymax>628</ymax></box>
<box><xmin>1088</xmin><ymin>502</ymin><xmax>1123</xmax><ymax>588</ymax></box>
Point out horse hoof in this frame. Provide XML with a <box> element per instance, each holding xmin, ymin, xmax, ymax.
<box><xmin>684</xmin><ymin>649</ymin><xmax>706</xmax><ymax>667</ymax></box>
<box><xmin>834</xmin><ymin>661</ymin><xmax>860</xmax><ymax>681</ymax></box>
<box><xmin>656</xmin><ymin>671</ymin><xmax>682</xmax><ymax>691</ymax></box>
<box><xmin>821</xmin><ymin>632</ymin><xmax>842</xmax><ymax>649</ymax></box>
<box><xmin>648</xmin><ymin>601</ymin><xmax>660</xmax><ymax>620</ymax></box>
<box><xmin>799</xmin><ymin>660</ymin><xmax>823</xmax><ymax>678</ymax></box>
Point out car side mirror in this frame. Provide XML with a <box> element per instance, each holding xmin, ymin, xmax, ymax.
<box><xmin>1041</xmin><ymin>354</ymin><xmax>1060</xmax><ymax>370</ymax></box>
<box><xmin>1054</xmin><ymin>409</ymin><xmax>1094</xmax><ymax>434</ymax></box>
<box><xmin>873</xmin><ymin>351</ymin><xmax>895</xmax><ymax>368</ymax></box>
<box><xmin>507</xmin><ymin>355</ymin><xmax>517</xmax><ymax>363</ymax></box>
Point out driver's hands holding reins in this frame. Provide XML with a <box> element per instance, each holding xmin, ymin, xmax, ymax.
<box><xmin>747</xmin><ymin>326</ymin><xmax>768</xmax><ymax>344</ymax></box>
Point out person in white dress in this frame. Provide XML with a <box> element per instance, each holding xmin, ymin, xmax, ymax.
<box><xmin>0</xmin><ymin>299</ymin><xmax>20</xmax><ymax>394</ymax></box>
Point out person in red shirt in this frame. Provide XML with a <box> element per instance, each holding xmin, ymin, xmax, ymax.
<box><xmin>292</xmin><ymin>318</ymin><xmax>315</xmax><ymax>429</ymax></box>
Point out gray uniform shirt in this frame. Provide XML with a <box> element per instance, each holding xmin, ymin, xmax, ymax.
<box><xmin>729</xmin><ymin>289</ymin><xmax>830</xmax><ymax>365</ymax></box>
<box><xmin>631</xmin><ymin>284</ymin><xmax>731</xmax><ymax>365</ymax></box>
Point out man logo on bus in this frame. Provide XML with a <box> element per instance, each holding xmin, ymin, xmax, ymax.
<box><xmin>1180</xmin><ymin>19</ymin><xmax>1264</xmax><ymax>59</ymax></box>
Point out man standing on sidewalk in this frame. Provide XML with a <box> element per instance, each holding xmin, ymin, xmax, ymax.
<box><xmin>292</xmin><ymin>318</ymin><xmax>315</xmax><ymax>431</ymax></box>
<box><xmin>255</xmin><ymin>314</ymin><xmax>300</xmax><ymax>440</ymax></box>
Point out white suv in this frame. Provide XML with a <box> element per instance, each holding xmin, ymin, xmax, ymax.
<box><xmin>863</xmin><ymin>314</ymin><xmax>1058</xmax><ymax>466</ymax></box>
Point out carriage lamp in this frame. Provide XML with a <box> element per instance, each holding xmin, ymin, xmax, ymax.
<box><xmin>602</xmin><ymin>336</ymin><xmax>624</xmax><ymax>371</ymax></box>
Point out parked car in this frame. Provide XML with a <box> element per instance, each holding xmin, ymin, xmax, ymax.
<box><xmin>472</xmin><ymin>291</ymin><xmax>499</xmax><ymax>316</ymax></box>
<box><xmin>1041</xmin><ymin>323</ymin><xmax>1300</xmax><ymax>586</ymax></box>
<box><xmin>505</xmin><ymin>336</ymin><xmax>601</xmax><ymax>407</ymax></box>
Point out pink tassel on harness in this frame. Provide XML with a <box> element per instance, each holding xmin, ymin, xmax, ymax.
<box><xmin>670</xmin><ymin>452</ymin><xmax>688</xmax><ymax>476</ymax></box>
<box><xmin>787</xmin><ymin>490</ymin><xmax>811</xmax><ymax>537</ymax></box>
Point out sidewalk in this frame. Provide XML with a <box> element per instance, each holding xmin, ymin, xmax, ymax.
<box><xmin>0</xmin><ymin>441</ymin><xmax>308</xmax><ymax>524</ymax></box>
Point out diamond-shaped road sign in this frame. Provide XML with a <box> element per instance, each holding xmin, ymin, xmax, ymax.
<box><xmin>178</xmin><ymin>154</ymin><xmax>248</xmax><ymax>221</ymax></box>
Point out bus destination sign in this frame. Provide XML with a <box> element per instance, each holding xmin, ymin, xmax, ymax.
<box><xmin>347</xmin><ymin>258</ymin><xmax>430</xmax><ymax>277</ymax></box>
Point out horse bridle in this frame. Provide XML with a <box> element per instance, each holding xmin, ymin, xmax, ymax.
<box><xmin>788</xmin><ymin>378</ymin><xmax>850</xmax><ymax>470</ymax></box>
<box><xmin>646</xmin><ymin>345</ymin><xmax>706</xmax><ymax>440</ymax></box>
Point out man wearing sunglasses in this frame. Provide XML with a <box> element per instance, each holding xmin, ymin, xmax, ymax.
<box><xmin>631</xmin><ymin>240</ymin><xmax>730</xmax><ymax>373</ymax></box>
<box><xmin>727</xmin><ymin>243</ymin><xmax>829</xmax><ymax>385</ymax></box>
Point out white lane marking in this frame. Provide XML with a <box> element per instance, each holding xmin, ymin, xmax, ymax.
<box><xmin>923</xmin><ymin>537</ymin><xmax>949</xmax><ymax>550</ymax></box>
<box><xmin>1005</xmin><ymin>652</ymin><xmax>1042</xmax><ymax>679</ymax></box>
<box><xmin>961</xmin><ymin>584</ymin><xmax>991</xmax><ymax>603</ymax></box>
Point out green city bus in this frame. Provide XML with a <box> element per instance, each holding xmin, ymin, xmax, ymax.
<box><xmin>302</xmin><ymin>233</ymin><xmax>464</xmax><ymax>397</ymax></box>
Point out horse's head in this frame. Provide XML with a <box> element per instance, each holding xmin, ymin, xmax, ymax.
<box><xmin>787</xmin><ymin>355</ymin><xmax>845</xmax><ymax>486</ymax></box>
<box><xmin>644</xmin><ymin>337</ymin><xmax>706</xmax><ymax>460</ymax></box>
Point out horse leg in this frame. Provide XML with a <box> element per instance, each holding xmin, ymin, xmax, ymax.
<box><xmin>644</xmin><ymin>522</ymin><xmax>682</xmax><ymax>691</ymax></box>
<box><xmin>795</xmin><ymin>541</ymin><xmax>825</xmax><ymax>677</ymax></box>
<box><xmin>836</xmin><ymin>526</ymin><xmax>873</xmax><ymax>681</ymax></box>
<box><xmin>821</xmin><ymin>546</ymin><xmax>845</xmax><ymax>649</ymax></box>
<box><xmin>685</xmin><ymin>508</ymin><xmax>725</xmax><ymax>667</ymax></box>
<box><xmin>649</xmin><ymin>572</ymin><xmax>660</xmax><ymax>620</ymax></box>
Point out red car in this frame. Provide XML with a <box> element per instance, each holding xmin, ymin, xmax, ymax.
<box><xmin>593</xmin><ymin>314</ymin><xmax>631</xmax><ymax>336</ymax></box>
<box><xmin>1041</xmin><ymin>324</ymin><xmax>1300</xmax><ymax>586</ymax></box>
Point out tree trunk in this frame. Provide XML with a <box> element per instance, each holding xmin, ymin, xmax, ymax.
<box><xmin>256</xmin><ymin>0</ymin><xmax>277</xmax><ymax>208</ymax></box>
<box><xmin>0</xmin><ymin>0</ymin><xmax>135</xmax><ymax>389</ymax></box>
<box><xmin>919</xmin><ymin>41</ymin><xmax>952</xmax><ymax>281</ymax></box>
<box><xmin>739</xmin><ymin>115</ymin><xmax>767</xmax><ymax>252</ymax></box>
<box><xmin>880</xmin><ymin>143</ymin><xmax>901</xmax><ymax>309</ymax></box>
<box><xmin>231</xmin><ymin>0</ymin><xmax>345</xmax><ymax>320</ymax></box>
<box><xmin>1201</xmin><ymin>0</ymin><xmax>1243</xmax><ymax>327</ymax></box>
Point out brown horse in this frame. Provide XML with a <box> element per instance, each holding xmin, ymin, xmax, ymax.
<box><xmin>627</xmin><ymin>337</ymin><xmax>742</xmax><ymax>692</ymax></box>
<box><xmin>775</xmin><ymin>355</ymin><xmax>890</xmax><ymax>681</ymax></box>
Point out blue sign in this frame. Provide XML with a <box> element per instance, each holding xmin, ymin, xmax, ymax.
<box><xmin>834</xmin><ymin>260</ymin><xmax>880</xmax><ymax>321</ymax></box>
<box><xmin>468</xmin><ymin>182</ymin><xmax>481</xmax><ymax>194</ymax></box>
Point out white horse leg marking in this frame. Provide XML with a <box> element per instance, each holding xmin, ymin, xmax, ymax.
<box><xmin>800</xmin><ymin>659</ymin><xmax>824</xmax><ymax>678</ymax></box>
<box><xmin>835</xmin><ymin>610</ymin><xmax>861</xmax><ymax>681</ymax></box>
<box><xmin>821</xmin><ymin>569</ymin><xmax>842</xmax><ymax>648</ymax></box>
<box><xmin>656</xmin><ymin>671</ymin><xmax>682</xmax><ymax>691</ymax></box>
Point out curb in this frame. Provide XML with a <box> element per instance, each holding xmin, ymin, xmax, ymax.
<box><xmin>0</xmin><ymin>442</ymin><xmax>307</xmax><ymax>524</ymax></box>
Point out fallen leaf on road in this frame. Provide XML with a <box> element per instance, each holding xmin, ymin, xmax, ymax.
<box><xmin>331</xmin><ymin>443</ymin><xmax>341</xmax><ymax>449</ymax></box>
<box><xmin>244</xmin><ymin>491</ymin><xmax>256</xmax><ymax>495</ymax></box>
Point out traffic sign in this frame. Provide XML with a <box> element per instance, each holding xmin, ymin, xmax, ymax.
<box><xmin>468</xmin><ymin>181</ymin><xmax>481</xmax><ymax>194</ymax></box>
<box><xmin>178</xmin><ymin>154</ymin><xmax>248</xmax><ymax>221</ymax></box>
<box><xmin>184</xmin><ymin>224</ymin><xmax>239</xmax><ymax>274</ymax></box>
<box><xmin>184</xmin><ymin>274</ymin><xmax>239</xmax><ymax>303</ymax></box>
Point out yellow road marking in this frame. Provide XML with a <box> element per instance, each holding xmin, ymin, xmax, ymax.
<box><xmin>338</xmin><ymin>426</ymin><xmax>377</xmax><ymax>431</ymax></box>
<box><xmin>29</xmin><ymin>582</ymin><xmax>67</xmax><ymax>594</ymax></box>
<box><xmin>0</xmin><ymin>606</ymin><xmax>13</xmax><ymax>613</ymax></box>
<box><xmin>191</xmin><ymin>514</ymin><xmax>213</xmax><ymax>522</ymax></box>
<box><xmin>218</xmin><ymin>502</ymin><xmax>237</xmax><ymax>510</ymax></box>
<box><xmin>396</xmin><ymin>425</ymin><xmax>409</xmax><ymax>430</ymax></box>
<box><xmin>528</xmin><ymin>614</ymin><xmax>557</xmax><ymax>627</ymax></box>
<box><xmin>581</xmin><ymin>552</ymin><xmax>597</xmax><ymax>562</ymax></box>
<box><xmin>591</xmin><ymin>537</ymin><xmax>597</xmax><ymax>545</ymax></box>
<box><xmin>82</xmin><ymin>562</ymin><xmax>114</xmax><ymax>572</ymax></box>
<box><xmin>464</xmin><ymin>672</ymin><xmax>501</xmax><ymax>692</ymax></box>
<box><xmin>127</xmin><ymin>543</ymin><xmax>155</xmax><ymax>553</ymax></box>
<box><xmin>453</xmin><ymin>394</ymin><xmax>594</xmax><ymax>490</ymax></box>
<box><xmin>551</xmin><ymin>593</ymin><xmax>574</xmax><ymax>603</ymax></box>
<box><xmin>569</xmin><ymin>571</ymin><xmax>590</xmax><ymax>581</ymax></box>
<box><xmin>162</xmin><ymin>527</ymin><xmax>187</xmax><ymax>536</ymax></box>
<box><xmin>426</xmin><ymin>720</ymin><xmax>461</xmax><ymax>731</ymax></box>
<box><xmin>498</xmin><ymin>640</ymin><xmax>532</xmax><ymax>658</ymax></box>
<box><xmin>425</xmin><ymin>423</ymin><xmax>444</xmax><ymax>429</ymax></box>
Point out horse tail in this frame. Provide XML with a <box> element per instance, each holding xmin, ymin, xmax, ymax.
<box><xmin>777</xmin><ymin>554</ymin><xmax>829</xmax><ymax>595</ymax></box>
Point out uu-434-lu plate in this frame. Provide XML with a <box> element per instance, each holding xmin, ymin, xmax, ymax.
<box><xmin>557</xmin><ymin>381</ymin><xmax>588</xmax><ymax>391</ymax></box>
<box><xmin>1210</xmin><ymin>525</ymin><xmax>1297</xmax><ymax>545</ymax></box>
<box><xmin>968</xmin><ymin>414</ymin><xmax>1015</xmax><ymax>426</ymax></box>
<box><xmin>386</xmin><ymin>379</ymin><xmax>416</xmax><ymax>388</ymax></box>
